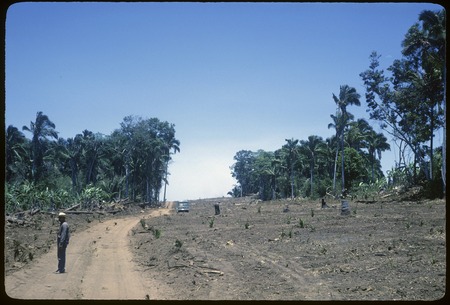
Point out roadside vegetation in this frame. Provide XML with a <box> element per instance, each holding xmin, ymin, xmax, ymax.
<box><xmin>229</xmin><ymin>9</ymin><xmax>445</xmax><ymax>202</ymax></box>
<box><xmin>5</xmin><ymin>115</ymin><xmax>180</xmax><ymax>214</ymax></box>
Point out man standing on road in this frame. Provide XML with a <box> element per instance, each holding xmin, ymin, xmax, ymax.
<box><xmin>55</xmin><ymin>212</ymin><xmax>70</xmax><ymax>274</ymax></box>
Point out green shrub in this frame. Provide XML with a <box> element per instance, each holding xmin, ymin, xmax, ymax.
<box><xmin>175</xmin><ymin>239</ymin><xmax>183</xmax><ymax>249</ymax></box>
<box><xmin>153</xmin><ymin>229</ymin><xmax>161</xmax><ymax>239</ymax></box>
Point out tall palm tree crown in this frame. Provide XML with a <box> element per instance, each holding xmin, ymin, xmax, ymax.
<box><xmin>333</xmin><ymin>85</ymin><xmax>361</xmax><ymax>115</ymax></box>
<box><xmin>332</xmin><ymin>85</ymin><xmax>361</xmax><ymax>196</ymax></box>
<box><xmin>22</xmin><ymin>111</ymin><xmax>58</xmax><ymax>181</ymax></box>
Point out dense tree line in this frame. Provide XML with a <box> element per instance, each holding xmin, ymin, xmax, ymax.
<box><xmin>229</xmin><ymin>115</ymin><xmax>391</xmax><ymax>200</ymax></box>
<box><xmin>230</xmin><ymin>9</ymin><xmax>445</xmax><ymax>200</ymax></box>
<box><xmin>5</xmin><ymin>113</ymin><xmax>180</xmax><ymax>213</ymax></box>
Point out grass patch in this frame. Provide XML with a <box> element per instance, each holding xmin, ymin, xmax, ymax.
<box><xmin>153</xmin><ymin>228</ymin><xmax>161</xmax><ymax>239</ymax></box>
<box><xmin>140</xmin><ymin>218</ymin><xmax>146</xmax><ymax>229</ymax></box>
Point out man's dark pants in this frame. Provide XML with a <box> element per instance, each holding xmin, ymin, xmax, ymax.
<box><xmin>57</xmin><ymin>246</ymin><xmax>66</xmax><ymax>272</ymax></box>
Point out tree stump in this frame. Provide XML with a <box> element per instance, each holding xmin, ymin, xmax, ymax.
<box><xmin>214</xmin><ymin>203</ymin><xmax>220</xmax><ymax>215</ymax></box>
<box><xmin>341</xmin><ymin>200</ymin><xmax>350</xmax><ymax>215</ymax></box>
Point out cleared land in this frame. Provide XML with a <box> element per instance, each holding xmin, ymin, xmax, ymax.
<box><xmin>4</xmin><ymin>196</ymin><xmax>446</xmax><ymax>300</ymax></box>
<box><xmin>132</xmin><ymin>196</ymin><xmax>446</xmax><ymax>300</ymax></box>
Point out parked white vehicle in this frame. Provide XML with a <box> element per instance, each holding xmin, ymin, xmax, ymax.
<box><xmin>176</xmin><ymin>201</ymin><xmax>190</xmax><ymax>213</ymax></box>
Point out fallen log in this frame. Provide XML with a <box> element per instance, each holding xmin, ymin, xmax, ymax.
<box><xmin>42</xmin><ymin>211</ymin><xmax>57</xmax><ymax>215</ymax></box>
<box><xmin>14</xmin><ymin>212</ymin><xmax>25</xmax><ymax>219</ymax></box>
<box><xmin>30</xmin><ymin>208</ymin><xmax>40</xmax><ymax>216</ymax></box>
<box><xmin>65</xmin><ymin>204</ymin><xmax>80</xmax><ymax>211</ymax></box>
<box><xmin>355</xmin><ymin>200</ymin><xmax>376</xmax><ymax>204</ymax></box>
<box><xmin>63</xmin><ymin>210</ymin><xmax>94</xmax><ymax>215</ymax></box>
<box><xmin>106</xmin><ymin>210</ymin><xmax>122</xmax><ymax>214</ymax></box>
<box><xmin>167</xmin><ymin>260</ymin><xmax>190</xmax><ymax>269</ymax></box>
<box><xmin>203</xmin><ymin>270</ymin><xmax>224</xmax><ymax>275</ymax></box>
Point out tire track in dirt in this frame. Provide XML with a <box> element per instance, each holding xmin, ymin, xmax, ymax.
<box><xmin>217</xmin><ymin>241</ymin><xmax>341</xmax><ymax>300</ymax></box>
<box><xmin>5</xmin><ymin>206</ymin><xmax>173</xmax><ymax>300</ymax></box>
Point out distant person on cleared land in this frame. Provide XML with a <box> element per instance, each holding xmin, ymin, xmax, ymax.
<box><xmin>55</xmin><ymin>212</ymin><xmax>70</xmax><ymax>274</ymax></box>
<box><xmin>214</xmin><ymin>202</ymin><xmax>221</xmax><ymax>215</ymax></box>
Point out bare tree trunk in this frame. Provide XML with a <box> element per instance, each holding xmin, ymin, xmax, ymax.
<box><xmin>333</xmin><ymin>145</ymin><xmax>338</xmax><ymax>196</ymax></box>
<box><xmin>290</xmin><ymin>164</ymin><xmax>294</xmax><ymax>200</ymax></box>
<box><xmin>442</xmin><ymin>65</ymin><xmax>446</xmax><ymax>198</ymax></box>
<box><xmin>371</xmin><ymin>153</ymin><xmax>375</xmax><ymax>183</ymax></box>
<box><xmin>86</xmin><ymin>157</ymin><xmax>96</xmax><ymax>185</ymax></box>
<box><xmin>310</xmin><ymin>159</ymin><xmax>314</xmax><ymax>196</ymax></box>
<box><xmin>125</xmin><ymin>163</ymin><xmax>129</xmax><ymax>198</ymax></box>
<box><xmin>163</xmin><ymin>161</ymin><xmax>168</xmax><ymax>203</ymax></box>
<box><xmin>443</xmin><ymin>97</ymin><xmax>446</xmax><ymax>198</ymax></box>
<box><xmin>341</xmin><ymin>132</ymin><xmax>345</xmax><ymax>195</ymax></box>
<box><xmin>430</xmin><ymin>106</ymin><xmax>434</xmax><ymax>180</ymax></box>
<box><xmin>146</xmin><ymin>177</ymin><xmax>150</xmax><ymax>203</ymax></box>
<box><xmin>70</xmin><ymin>159</ymin><xmax>78</xmax><ymax>193</ymax></box>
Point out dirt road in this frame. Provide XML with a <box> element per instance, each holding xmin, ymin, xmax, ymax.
<box><xmin>5</xmin><ymin>204</ymin><xmax>174</xmax><ymax>300</ymax></box>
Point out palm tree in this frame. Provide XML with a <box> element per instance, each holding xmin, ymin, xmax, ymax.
<box><xmin>346</xmin><ymin>118</ymin><xmax>372</xmax><ymax>152</ymax></box>
<box><xmin>266</xmin><ymin>157</ymin><xmax>282</xmax><ymax>200</ymax></box>
<box><xmin>366</xmin><ymin>130</ymin><xmax>391</xmax><ymax>183</ymax></box>
<box><xmin>283</xmin><ymin>138</ymin><xmax>300</xmax><ymax>199</ymax></box>
<box><xmin>145</xmin><ymin>137</ymin><xmax>165</xmax><ymax>204</ymax></box>
<box><xmin>300</xmin><ymin>135</ymin><xmax>326</xmax><ymax>197</ymax></box>
<box><xmin>324</xmin><ymin>137</ymin><xmax>337</xmax><ymax>184</ymax></box>
<box><xmin>253</xmin><ymin>150</ymin><xmax>277</xmax><ymax>201</ymax></box>
<box><xmin>58</xmin><ymin>136</ymin><xmax>83</xmax><ymax>193</ymax></box>
<box><xmin>343</xmin><ymin>119</ymin><xmax>391</xmax><ymax>184</ymax></box>
<box><xmin>332</xmin><ymin>85</ymin><xmax>361</xmax><ymax>196</ymax></box>
<box><xmin>328</xmin><ymin>111</ymin><xmax>354</xmax><ymax>196</ymax></box>
<box><xmin>22</xmin><ymin>111</ymin><xmax>58</xmax><ymax>181</ymax></box>
<box><xmin>78</xmin><ymin>130</ymin><xmax>102</xmax><ymax>186</ymax></box>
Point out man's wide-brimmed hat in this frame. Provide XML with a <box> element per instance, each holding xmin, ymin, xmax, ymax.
<box><xmin>58</xmin><ymin>212</ymin><xmax>66</xmax><ymax>218</ymax></box>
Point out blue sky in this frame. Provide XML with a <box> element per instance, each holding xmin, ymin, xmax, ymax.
<box><xmin>5</xmin><ymin>2</ymin><xmax>444</xmax><ymax>201</ymax></box>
